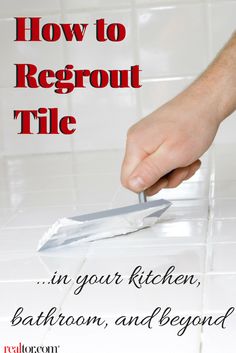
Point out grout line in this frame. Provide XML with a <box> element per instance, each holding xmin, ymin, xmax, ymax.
<box><xmin>198</xmin><ymin>147</ymin><xmax>215</xmax><ymax>353</ymax></box>
<box><xmin>59</xmin><ymin>1</ymin><xmax>76</xmax><ymax>155</ymax></box>
<box><xmin>0</xmin><ymin>5</ymin><xmax>133</xmax><ymax>21</ymax></box>
<box><xmin>41</xmin><ymin>244</ymin><xmax>94</xmax><ymax>343</ymax></box>
<box><xmin>58</xmin><ymin>5</ymin><xmax>133</xmax><ymax>14</ymax></box>
<box><xmin>206</xmin><ymin>0</ymin><xmax>213</xmax><ymax>62</ymax></box>
<box><xmin>130</xmin><ymin>0</ymin><xmax>143</xmax><ymax>122</ymax></box>
<box><xmin>134</xmin><ymin>2</ymin><xmax>206</xmax><ymax>11</ymax></box>
<box><xmin>141</xmin><ymin>75</ymin><xmax>195</xmax><ymax>83</ymax></box>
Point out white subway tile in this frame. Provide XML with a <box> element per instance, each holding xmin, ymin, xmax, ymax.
<box><xmin>150</xmin><ymin>181</ymin><xmax>209</xmax><ymax>200</ymax></box>
<box><xmin>214</xmin><ymin>144</ymin><xmax>236</xmax><ymax>181</ymax></box>
<box><xmin>0</xmin><ymin>280</ymin><xmax>68</xmax><ymax>321</ymax></box>
<box><xmin>0</xmin><ymin>88</ymin><xmax>72</xmax><ymax>155</ymax></box>
<box><xmin>204</xmin><ymin>274</ymin><xmax>236</xmax><ymax>311</ymax></box>
<box><xmin>90</xmin><ymin>219</ymin><xmax>208</xmax><ymax>246</ymax></box>
<box><xmin>87</xmin><ymin>243</ymin><xmax>206</xmax><ymax>274</ymax></box>
<box><xmin>0</xmin><ymin>16</ymin><xmax>64</xmax><ymax>88</ymax></box>
<box><xmin>163</xmin><ymin>199</ymin><xmax>209</xmax><ymax>220</ymax></box>
<box><xmin>43</xmin><ymin>317</ymin><xmax>201</xmax><ymax>353</ymax></box>
<box><xmin>209</xmin><ymin>243</ymin><xmax>236</xmax><ymax>272</ymax></box>
<box><xmin>136</xmin><ymin>0</ymin><xmax>204</xmax><ymax>4</ymax></box>
<box><xmin>214</xmin><ymin>180</ymin><xmax>236</xmax><ymax>198</ymax></box>
<box><xmin>140</xmin><ymin>78</ymin><xmax>193</xmax><ymax>115</ymax></box>
<box><xmin>212</xmin><ymin>219</ymin><xmax>236</xmax><ymax>243</ymax></box>
<box><xmin>209</xmin><ymin>1</ymin><xmax>236</xmax><ymax>59</ymax></box>
<box><xmin>62</xmin><ymin>0</ymin><xmax>132</xmax><ymax>10</ymax></box>
<box><xmin>64</xmin><ymin>11</ymin><xmax>135</xmax><ymax>70</ymax></box>
<box><xmin>61</xmin><ymin>271</ymin><xmax>203</xmax><ymax>316</ymax></box>
<box><xmin>213</xmin><ymin>198</ymin><xmax>236</xmax><ymax>219</ymax></box>
<box><xmin>215</xmin><ymin>112</ymin><xmax>236</xmax><ymax>145</ymax></box>
<box><xmin>137</xmin><ymin>4</ymin><xmax>208</xmax><ymax>78</ymax></box>
<box><xmin>70</xmin><ymin>87</ymin><xmax>137</xmax><ymax>150</ymax></box>
<box><xmin>202</xmin><ymin>314</ymin><xmax>236</xmax><ymax>353</ymax></box>
<box><xmin>0</xmin><ymin>0</ymin><xmax>60</xmax><ymax>17</ymax></box>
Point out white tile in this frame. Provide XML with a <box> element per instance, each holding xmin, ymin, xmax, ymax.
<box><xmin>3</xmin><ymin>154</ymin><xmax>74</xmax><ymax>179</ymax></box>
<box><xmin>74</xmin><ymin>150</ymin><xmax>124</xmax><ymax>174</ymax></box>
<box><xmin>137</xmin><ymin>4</ymin><xmax>208</xmax><ymax>78</ymax></box>
<box><xmin>0</xmin><ymin>191</ymin><xmax>23</xmax><ymax>209</ymax></box>
<box><xmin>215</xmin><ymin>112</ymin><xmax>236</xmax><ymax>145</ymax></box>
<box><xmin>0</xmin><ymin>321</ymin><xmax>47</xmax><ymax>346</ymax></box>
<box><xmin>0</xmin><ymin>0</ymin><xmax>60</xmax><ymax>17</ymax></box>
<box><xmin>74</xmin><ymin>173</ymin><xmax>120</xmax><ymax>203</ymax></box>
<box><xmin>182</xmin><ymin>167</ymin><xmax>210</xmax><ymax>183</ymax></box>
<box><xmin>209</xmin><ymin>1</ymin><xmax>236</xmax><ymax>59</ymax></box>
<box><xmin>163</xmin><ymin>199</ymin><xmax>209</xmax><ymax>221</ymax></box>
<box><xmin>0</xmin><ymin>244</ymin><xmax>88</xmax><ymax>281</ymax></box>
<box><xmin>200</xmin><ymin>149</ymin><xmax>213</xmax><ymax>169</ymax></box>
<box><xmin>20</xmin><ymin>190</ymin><xmax>78</xmax><ymax>208</ymax></box>
<box><xmin>136</xmin><ymin>0</ymin><xmax>204</xmax><ymax>3</ymax></box>
<box><xmin>38</xmin><ymin>244</ymin><xmax>89</xmax><ymax>280</ymax></box>
<box><xmin>89</xmin><ymin>217</ymin><xmax>208</xmax><ymax>246</ymax></box>
<box><xmin>0</xmin><ymin>280</ymin><xmax>68</xmax><ymax>321</ymax></box>
<box><xmin>213</xmin><ymin>198</ymin><xmax>236</xmax><ymax>219</ymax></box>
<box><xmin>0</xmin><ymin>227</ymin><xmax>47</xmax><ymax>252</ymax></box>
<box><xmin>88</xmin><ymin>219</ymin><xmax>208</xmax><ymax>247</ymax></box>
<box><xmin>212</xmin><ymin>219</ymin><xmax>236</xmax><ymax>243</ymax></box>
<box><xmin>214</xmin><ymin>144</ymin><xmax>236</xmax><ymax>181</ymax></box>
<box><xmin>3</xmin><ymin>173</ymin><xmax>119</xmax><ymax>211</ymax></box>
<box><xmin>43</xmin><ymin>311</ymin><xmax>201</xmax><ymax>353</ymax></box>
<box><xmin>4</xmin><ymin>204</ymin><xmax>111</xmax><ymax>229</ymax></box>
<box><xmin>204</xmin><ymin>274</ymin><xmax>236</xmax><ymax>312</ymax></box>
<box><xmin>209</xmin><ymin>243</ymin><xmax>236</xmax><ymax>272</ymax></box>
<box><xmin>201</xmin><ymin>311</ymin><xmax>236</xmax><ymax>353</ymax></box>
<box><xmin>0</xmin><ymin>16</ymin><xmax>64</xmax><ymax>88</ymax></box>
<box><xmin>2</xmin><ymin>175</ymin><xmax>77</xmax><ymax>193</ymax></box>
<box><xmin>150</xmin><ymin>181</ymin><xmax>209</xmax><ymax>200</ymax></box>
<box><xmin>0</xmin><ymin>88</ymin><xmax>72</xmax><ymax>155</ymax></box>
<box><xmin>135</xmin><ymin>220</ymin><xmax>207</xmax><ymax>244</ymax></box>
<box><xmin>0</xmin><ymin>208</ymin><xmax>17</xmax><ymax>227</ymax></box>
<box><xmin>140</xmin><ymin>78</ymin><xmax>193</xmax><ymax>116</ymax></box>
<box><xmin>214</xmin><ymin>180</ymin><xmax>236</xmax><ymax>198</ymax></box>
<box><xmin>70</xmin><ymin>87</ymin><xmax>137</xmax><ymax>151</ymax></box>
<box><xmin>0</xmin><ymin>252</ymin><xmax>50</xmax><ymax>281</ymax></box>
<box><xmin>61</xmin><ymin>272</ymin><xmax>203</xmax><ymax>316</ymax></box>
<box><xmin>64</xmin><ymin>10</ymin><xmax>134</xmax><ymax>70</ymax></box>
<box><xmin>87</xmin><ymin>243</ymin><xmax>206</xmax><ymax>275</ymax></box>
<box><xmin>111</xmin><ymin>186</ymin><xmax>139</xmax><ymax>207</ymax></box>
<box><xmin>0</xmin><ymin>117</ymin><xmax>4</xmax><ymax>155</ymax></box>
<box><xmin>62</xmin><ymin>0</ymin><xmax>132</xmax><ymax>10</ymax></box>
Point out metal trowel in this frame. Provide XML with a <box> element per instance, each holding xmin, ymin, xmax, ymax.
<box><xmin>37</xmin><ymin>192</ymin><xmax>171</xmax><ymax>251</ymax></box>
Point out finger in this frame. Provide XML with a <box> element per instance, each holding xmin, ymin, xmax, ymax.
<box><xmin>126</xmin><ymin>145</ymin><xmax>174</xmax><ymax>192</ymax></box>
<box><xmin>146</xmin><ymin>166</ymin><xmax>190</xmax><ymax>196</ymax></box>
<box><xmin>184</xmin><ymin>159</ymin><xmax>201</xmax><ymax>180</ymax></box>
<box><xmin>145</xmin><ymin>160</ymin><xmax>201</xmax><ymax>196</ymax></box>
<box><xmin>121</xmin><ymin>138</ymin><xmax>147</xmax><ymax>188</ymax></box>
<box><xmin>145</xmin><ymin>177</ymin><xmax>169</xmax><ymax>196</ymax></box>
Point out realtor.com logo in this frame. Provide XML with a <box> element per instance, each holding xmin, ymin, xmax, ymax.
<box><xmin>3</xmin><ymin>343</ymin><xmax>60</xmax><ymax>353</ymax></box>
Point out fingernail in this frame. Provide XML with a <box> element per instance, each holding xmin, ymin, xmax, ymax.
<box><xmin>129</xmin><ymin>176</ymin><xmax>145</xmax><ymax>191</ymax></box>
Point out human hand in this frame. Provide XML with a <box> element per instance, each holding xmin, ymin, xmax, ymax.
<box><xmin>121</xmin><ymin>88</ymin><xmax>220</xmax><ymax>196</ymax></box>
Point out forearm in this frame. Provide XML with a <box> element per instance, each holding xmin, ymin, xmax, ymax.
<box><xmin>181</xmin><ymin>32</ymin><xmax>236</xmax><ymax>125</ymax></box>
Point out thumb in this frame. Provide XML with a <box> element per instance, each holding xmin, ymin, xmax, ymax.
<box><xmin>127</xmin><ymin>145</ymin><xmax>174</xmax><ymax>192</ymax></box>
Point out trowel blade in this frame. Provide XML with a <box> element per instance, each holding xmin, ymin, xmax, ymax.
<box><xmin>37</xmin><ymin>199</ymin><xmax>171</xmax><ymax>251</ymax></box>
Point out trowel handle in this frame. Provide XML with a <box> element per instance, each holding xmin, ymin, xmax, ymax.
<box><xmin>138</xmin><ymin>191</ymin><xmax>147</xmax><ymax>204</ymax></box>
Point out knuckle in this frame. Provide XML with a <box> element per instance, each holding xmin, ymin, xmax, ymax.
<box><xmin>142</xmin><ymin>157</ymin><xmax>163</xmax><ymax>182</ymax></box>
<box><xmin>127</xmin><ymin>125</ymin><xmax>138</xmax><ymax>141</ymax></box>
